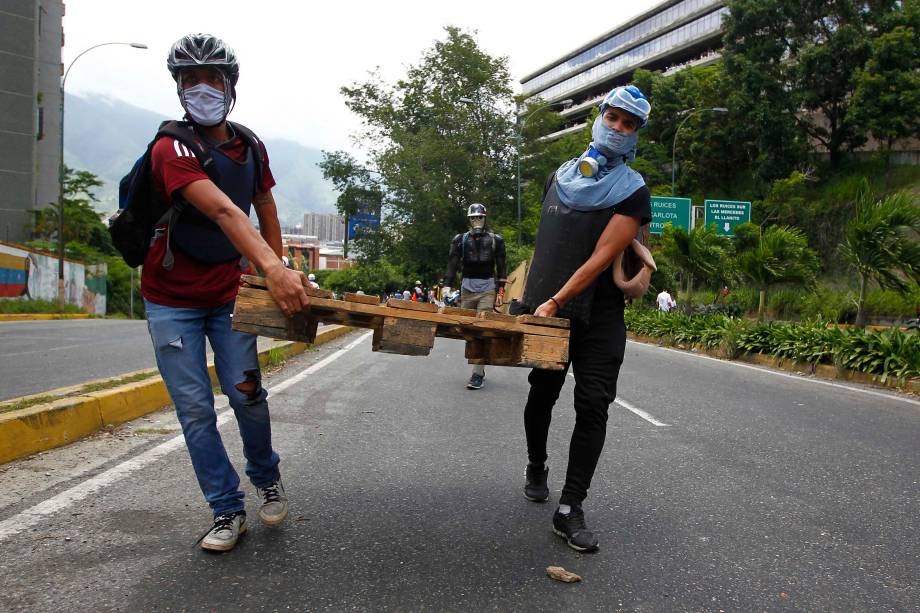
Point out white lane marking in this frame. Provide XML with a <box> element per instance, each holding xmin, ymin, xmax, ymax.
<box><xmin>616</xmin><ymin>398</ymin><xmax>671</xmax><ymax>427</ymax></box>
<box><xmin>270</xmin><ymin>332</ymin><xmax>371</xmax><ymax>395</ymax></box>
<box><xmin>566</xmin><ymin>372</ymin><xmax>671</xmax><ymax>426</ymax></box>
<box><xmin>0</xmin><ymin>331</ymin><xmax>371</xmax><ymax>541</ymax></box>
<box><xmin>627</xmin><ymin>339</ymin><xmax>920</xmax><ymax>408</ymax></box>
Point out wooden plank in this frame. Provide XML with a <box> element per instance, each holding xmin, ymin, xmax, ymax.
<box><xmin>235</xmin><ymin>286</ymin><xmax>570</xmax><ymax>338</ymax></box>
<box><xmin>386</xmin><ymin>298</ymin><xmax>439</xmax><ymax>313</ymax></box>
<box><xmin>441</xmin><ymin>306</ymin><xmax>479</xmax><ymax>317</ymax></box>
<box><xmin>344</xmin><ymin>292</ymin><xmax>380</xmax><ymax>305</ymax></box>
<box><xmin>516</xmin><ymin>314</ymin><xmax>570</xmax><ymax>329</ymax></box>
<box><xmin>373</xmin><ymin>317</ymin><xmax>436</xmax><ymax>356</ymax></box>
<box><xmin>240</xmin><ymin>274</ymin><xmax>334</xmax><ymax>299</ymax></box>
<box><xmin>520</xmin><ymin>334</ymin><xmax>569</xmax><ymax>365</ymax></box>
<box><xmin>479</xmin><ymin>311</ymin><xmax>517</xmax><ymax>323</ymax></box>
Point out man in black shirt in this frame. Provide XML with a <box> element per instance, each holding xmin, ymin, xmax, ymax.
<box><xmin>443</xmin><ymin>203</ymin><xmax>507</xmax><ymax>390</ymax></box>
<box><xmin>517</xmin><ymin>85</ymin><xmax>652</xmax><ymax>552</ymax></box>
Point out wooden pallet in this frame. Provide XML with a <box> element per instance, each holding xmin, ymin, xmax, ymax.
<box><xmin>232</xmin><ymin>275</ymin><xmax>570</xmax><ymax>370</ymax></box>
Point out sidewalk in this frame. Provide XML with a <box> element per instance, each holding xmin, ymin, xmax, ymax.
<box><xmin>0</xmin><ymin>325</ymin><xmax>354</xmax><ymax>464</ymax></box>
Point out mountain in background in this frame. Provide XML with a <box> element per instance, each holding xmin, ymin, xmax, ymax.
<box><xmin>64</xmin><ymin>93</ymin><xmax>338</xmax><ymax>225</ymax></box>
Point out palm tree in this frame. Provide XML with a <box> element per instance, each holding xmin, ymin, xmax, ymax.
<box><xmin>662</xmin><ymin>224</ymin><xmax>734</xmax><ymax>310</ymax></box>
<box><xmin>840</xmin><ymin>189</ymin><xmax>920</xmax><ymax>328</ymax></box>
<box><xmin>736</xmin><ymin>225</ymin><xmax>819</xmax><ymax>320</ymax></box>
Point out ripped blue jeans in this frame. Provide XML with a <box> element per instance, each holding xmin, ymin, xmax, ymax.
<box><xmin>145</xmin><ymin>299</ymin><xmax>280</xmax><ymax>516</ymax></box>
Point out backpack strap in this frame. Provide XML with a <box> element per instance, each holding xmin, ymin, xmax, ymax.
<box><xmin>155</xmin><ymin>120</ymin><xmax>220</xmax><ymax>182</ymax></box>
<box><xmin>227</xmin><ymin>120</ymin><xmax>265</xmax><ymax>188</ymax></box>
<box><xmin>151</xmin><ymin>121</ymin><xmax>219</xmax><ymax>271</ymax></box>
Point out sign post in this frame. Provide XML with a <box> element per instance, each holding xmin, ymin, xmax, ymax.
<box><xmin>650</xmin><ymin>196</ymin><xmax>692</xmax><ymax>234</ymax></box>
<box><xmin>703</xmin><ymin>200</ymin><xmax>751</xmax><ymax>236</ymax></box>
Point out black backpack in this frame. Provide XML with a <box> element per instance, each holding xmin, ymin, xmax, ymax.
<box><xmin>109</xmin><ymin>120</ymin><xmax>263</xmax><ymax>268</ymax></box>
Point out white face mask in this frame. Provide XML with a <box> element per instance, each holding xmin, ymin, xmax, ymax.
<box><xmin>181</xmin><ymin>83</ymin><xmax>228</xmax><ymax>127</ymax></box>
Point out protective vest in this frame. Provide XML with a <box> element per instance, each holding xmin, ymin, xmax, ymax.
<box><xmin>522</xmin><ymin>176</ymin><xmax>618</xmax><ymax>324</ymax></box>
<box><xmin>170</xmin><ymin>139</ymin><xmax>257</xmax><ymax>263</ymax></box>
<box><xmin>461</xmin><ymin>231</ymin><xmax>497</xmax><ymax>278</ymax></box>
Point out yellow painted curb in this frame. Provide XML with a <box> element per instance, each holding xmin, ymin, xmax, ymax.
<box><xmin>0</xmin><ymin>313</ymin><xmax>91</xmax><ymax>322</ymax></box>
<box><xmin>0</xmin><ymin>325</ymin><xmax>355</xmax><ymax>465</ymax></box>
<box><xmin>627</xmin><ymin>332</ymin><xmax>920</xmax><ymax>394</ymax></box>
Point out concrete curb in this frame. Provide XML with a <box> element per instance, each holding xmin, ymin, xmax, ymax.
<box><xmin>627</xmin><ymin>332</ymin><xmax>920</xmax><ymax>394</ymax></box>
<box><xmin>0</xmin><ymin>325</ymin><xmax>355</xmax><ymax>465</ymax></box>
<box><xmin>0</xmin><ymin>313</ymin><xmax>92</xmax><ymax>322</ymax></box>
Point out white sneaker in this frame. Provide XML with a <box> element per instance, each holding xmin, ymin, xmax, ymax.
<box><xmin>257</xmin><ymin>480</ymin><xmax>289</xmax><ymax>526</ymax></box>
<box><xmin>200</xmin><ymin>511</ymin><xmax>247</xmax><ymax>552</ymax></box>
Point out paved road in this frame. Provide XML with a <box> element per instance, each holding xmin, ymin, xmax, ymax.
<box><xmin>0</xmin><ymin>319</ymin><xmax>318</xmax><ymax>401</ymax></box>
<box><xmin>0</xmin><ymin>332</ymin><xmax>917</xmax><ymax>611</ymax></box>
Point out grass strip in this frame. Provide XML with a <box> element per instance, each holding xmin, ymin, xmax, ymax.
<box><xmin>0</xmin><ymin>371</ymin><xmax>159</xmax><ymax>415</ymax></box>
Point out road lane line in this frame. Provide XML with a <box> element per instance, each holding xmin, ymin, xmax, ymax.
<box><xmin>269</xmin><ymin>332</ymin><xmax>371</xmax><ymax>395</ymax></box>
<box><xmin>0</xmin><ymin>331</ymin><xmax>371</xmax><ymax>542</ymax></box>
<box><xmin>615</xmin><ymin>398</ymin><xmax>672</xmax><ymax>426</ymax></box>
<box><xmin>566</xmin><ymin>372</ymin><xmax>671</xmax><ymax>426</ymax></box>
<box><xmin>627</xmin><ymin>340</ymin><xmax>920</xmax><ymax>408</ymax></box>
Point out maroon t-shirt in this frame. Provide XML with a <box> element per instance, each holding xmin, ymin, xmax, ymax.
<box><xmin>141</xmin><ymin>132</ymin><xmax>275</xmax><ymax>308</ymax></box>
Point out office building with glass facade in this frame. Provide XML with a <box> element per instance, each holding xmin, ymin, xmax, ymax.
<box><xmin>520</xmin><ymin>0</ymin><xmax>727</xmax><ymax>139</ymax></box>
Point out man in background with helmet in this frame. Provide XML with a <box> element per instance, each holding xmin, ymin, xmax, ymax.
<box><xmin>142</xmin><ymin>34</ymin><xmax>309</xmax><ymax>552</ymax></box>
<box><xmin>443</xmin><ymin>203</ymin><xmax>507</xmax><ymax>390</ymax></box>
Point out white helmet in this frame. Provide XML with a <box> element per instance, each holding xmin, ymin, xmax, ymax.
<box><xmin>308</xmin><ymin>273</ymin><xmax>316</xmax><ymax>281</ymax></box>
<box><xmin>600</xmin><ymin>85</ymin><xmax>651</xmax><ymax>127</ymax></box>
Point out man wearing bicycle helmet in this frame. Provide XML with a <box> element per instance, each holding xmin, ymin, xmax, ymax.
<box><xmin>143</xmin><ymin>34</ymin><xmax>309</xmax><ymax>552</ymax></box>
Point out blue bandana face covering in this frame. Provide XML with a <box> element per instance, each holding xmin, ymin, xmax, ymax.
<box><xmin>554</xmin><ymin>114</ymin><xmax>646</xmax><ymax>211</ymax></box>
<box><xmin>593</xmin><ymin>116</ymin><xmax>639</xmax><ymax>160</ymax></box>
<box><xmin>181</xmin><ymin>83</ymin><xmax>228</xmax><ymax>126</ymax></box>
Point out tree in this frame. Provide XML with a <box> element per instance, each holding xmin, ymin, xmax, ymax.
<box><xmin>735</xmin><ymin>223</ymin><xmax>819</xmax><ymax>320</ymax></box>
<box><xmin>33</xmin><ymin>166</ymin><xmax>114</xmax><ymax>255</ymax></box>
<box><xmin>839</xmin><ymin>189</ymin><xmax>920</xmax><ymax>328</ymax></box>
<box><xmin>661</xmin><ymin>224</ymin><xmax>734</xmax><ymax>310</ymax></box>
<box><xmin>849</xmin><ymin>1</ymin><xmax>920</xmax><ymax>168</ymax></box>
<box><xmin>722</xmin><ymin>0</ymin><xmax>898</xmax><ymax>168</ymax></box>
<box><xmin>335</xmin><ymin>27</ymin><xmax>516</xmax><ymax>280</ymax></box>
<box><xmin>633</xmin><ymin>64</ymin><xmax>758</xmax><ymax>198</ymax></box>
<box><xmin>318</xmin><ymin>150</ymin><xmax>385</xmax><ymax>261</ymax></box>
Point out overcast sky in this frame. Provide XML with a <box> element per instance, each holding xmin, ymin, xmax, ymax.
<box><xmin>64</xmin><ymin>0</ymin><xmax>659</xmax><ymax>154</ymax></box>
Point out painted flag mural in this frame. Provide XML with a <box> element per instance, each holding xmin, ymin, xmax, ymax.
<box><xmin>0</xmin><ymin>251</ymin><xmax>29</xmax><ymax>297</ymax></box>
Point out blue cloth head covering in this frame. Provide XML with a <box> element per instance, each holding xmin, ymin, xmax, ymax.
<box><xmin>554</xmin><ymin>114</ymin><xmax>646</xmax><ymax>210</ymax></box>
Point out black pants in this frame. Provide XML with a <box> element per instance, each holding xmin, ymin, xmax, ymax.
<box><xmin>523</xmin><ymin>301</ymin><xmax>626</xmax><ymax>507</ymax></box>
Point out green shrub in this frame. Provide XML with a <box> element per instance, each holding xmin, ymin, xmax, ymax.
<box><xmin>625</xmin><ymin>308</ymin><xmax>920</xmax><ymax>384</ymax></box>
<box><xmin>0</xmin><ymin>299</ymin><xmax>84</xmax><ymax>314</ymax></box>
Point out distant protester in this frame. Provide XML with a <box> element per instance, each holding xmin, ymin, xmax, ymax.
<box><xmin>443</xmin><ymin>203</ymin><xmax>507</xmax><ymax>390</ymax></box>
<box><xmin>656</xmin><ymin>288</ymin><xmax>676</xmax><ymax>312</ymax></box>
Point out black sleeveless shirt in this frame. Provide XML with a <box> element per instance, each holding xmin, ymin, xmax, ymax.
<box><xmin>521</xmin><ymin>174</ymin><xmax>650</xmax><ymax>324</ymax></box>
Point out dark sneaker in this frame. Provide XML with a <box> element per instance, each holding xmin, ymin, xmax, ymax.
<box><xmin>200</xmin><ymin>510</ymin><xmax>247</xmax><ymax>552</ymax></box>
<box><xmin>552</xmin><ymin>505</ymin><xmax>599</xmax><ymax>552</ymax></box>
<box><xmin>257</xmin><ymin>480</ymin><xmax>289</xmax><ymax>526</ymax></box>
<box><xmin>467</xmin><ymin>374</ymin><xmax>484</xmax><ymax>390</ymax></box>
<box><xmin>524</xmin><ymin>464</ymin><xmax>549</xmax><ymax>502</ymax></box>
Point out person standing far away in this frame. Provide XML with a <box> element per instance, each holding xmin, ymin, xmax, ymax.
<box><xmin>307</xmin><ymin>272</ymin><xmax>319</xmax><ymax>289</ymax></box>
<box><xmin>443</xmin><ymin>203</ymin><xmax>508</xmax><ymax>390</ymax></box>
<box><xmin>142</xmin><ymin>34</ymin><xmax>311</xmax><ymax>553</ymax></box>
<box><xmin>657</xmin><ymin>288</ymin><xmax>675</xmax><ymax>312</ymax></box>
<box><xmin>515</xmin><ymin>85</ymin><xmax>653</xmax><ymax>552</ymax></box>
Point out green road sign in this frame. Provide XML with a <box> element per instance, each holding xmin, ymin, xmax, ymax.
<box><xmin>650</xmin><ymin>196</ymin><xmax>692</xmax><ymax>234</ymax></box>
<box><xmin>704</xmin><ymin>199</ymin><xmax>751</xmax><ymax>236</ymax></box>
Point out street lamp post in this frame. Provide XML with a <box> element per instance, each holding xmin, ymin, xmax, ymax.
<box><xmin>516</xmin><ymin>99</ymin><xmax>572</xmax><ymax>244</ymax></box>
<box><xmin>670</xmin><ymin>106</ymin><xmax>728</xmax><ymax>197</ymax></box>
<box><xmin>57</xmin><ymin>42</ymin><xmax>147</xmax><ymax>308</ymax></box>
